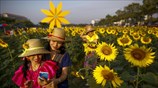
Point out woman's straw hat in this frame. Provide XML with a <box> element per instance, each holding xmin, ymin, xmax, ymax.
<box><xmin>85</xmin><ymin>25</ymin><xmax>95</xmax><ymax>34</ymax></box>
<box><xmin>18</xmin><ymin>39</ymin><xmax>50</xmax><ymax>57</ymax></box>
<box><xmin>43</xmin><ymin>28</ymin><xmax>70</xmax><ymax>43</ymax></box>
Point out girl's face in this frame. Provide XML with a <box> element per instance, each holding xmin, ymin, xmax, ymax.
<box><xmin>50</xmin><ymin>40</ymin><xmax>63</xmax><ymax>50</ymax></box>
<box><xmin>26</xmin><ymin>55</ymin><xmax>42</xmax><ymax>63</ymax></box>
<box><xmin>88</xmin><ymin>31</ymin><xmax>94</xmax><ymax>37</ymax></box>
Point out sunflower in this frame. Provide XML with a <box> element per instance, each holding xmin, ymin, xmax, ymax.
<box><xmin>0</xmin><ymin>39</ymin><xmax>8</xmax><ymax>48</ymax></box>
<box><xmin>147</xmin><ymin>29</ymin><xmax>153</xmax><ymax>34</ymax></box>
<box><xmin>106</xmin><ymin>28</ymin><xmax>112</xmax><ymax>34</ymax></box>
<box><xmin>140</xmin><ymin>36</ymin><xmax>152</xmax><ymax>44</ymax></box>
<box><xmin>124</xmin><ymin>44</ymin><xmax>155</xmax><ymax>67</ymax></box>
<box><xmin>132</xmin><ymin>32</ymin><xmax>140</xmax><ymax>41</ymax></box>
<box><xmin>83</xmin><ymin>43</ymin><xmax>96</xmax><ymax>55</ymax></box>
<box><xmin>111</xmin><ymin>29</ymin><xmax>116</xmax><ymax>35</ymax></box>
<box><xmin>156</xmin><ymin>32</ymin><xmax>158</xmax><ymax>38</ymax></box>
<box><xmin>96</xmin><ymin>42</ymin><xmax>118</xmax><ymax>61</ymax></box>
<box><xmin>98</xmin><ymin>28</ymin><xmax>105</xmax><ymax>34</ymax></box>
<box><xmin>93</xmin><ymin>65</ymin><xmax>123</xmax><ymax>87</ymax></box>
<box><xmin>22</xmin><ymin>43</ymin><xmax>29</xmax><ymax>50</ymax></box>
<box><xmin>122</xmin><ymin>29</ymin><xmax>128</xmax><ymax>34</ymax></box>
<box><xmin>41</xmin><ymin>1</ymin><xmax>70</xmax><ymax>30</ymax></box>
<box><xmin>117</xmin><ymin>34</ymin><xmax>132</xmax><ymax>47</ymax></box>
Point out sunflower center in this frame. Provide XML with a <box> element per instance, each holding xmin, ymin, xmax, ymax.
<box><xmin>101</xmin><ymin>70</ymin><xmax>114</xmax><ymax>80</ymax></box>
<box><xmin>134</xmin><ymin>35</ymin><xmax>139</xmax><ymax>38</ymax></box>
<box><xmin>0</xmin><ymin>42</ymin><xmax>5</xmax><ymax>45</ymax></box>
<box><xmin>143</xmin><ymin>37</ymin><xmax>150</xmax><ymax>42</ymax></box>
<box><xmin>120</xmin><ymin>38</ymin><xmax>129</xmax><ymax>44</ymax></box>
<box><xmin>102</xmin><ymin>45</ymin><xmax>112</xmax><ymax>55</ymax></box>
<box><xmin>131</xmin><ymin>49</ymin><xmax>146</xmax><ymax>60</ymax></box>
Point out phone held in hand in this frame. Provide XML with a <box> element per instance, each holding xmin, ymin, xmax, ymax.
<box><xmin>39</xmin><ymin>72</ymin><xmax>48</xmax><ymax>80</ymax></box>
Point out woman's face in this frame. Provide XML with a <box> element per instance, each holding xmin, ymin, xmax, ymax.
<box><xmin>88</xmin><ymin>31</ymin><xmax>94</xmax><ymax>37</ymax></box>
<box><xmin>26</xmin><ymin>55</ymin><xmax>42</xmax><ymax>63</ymax></box>
<box><xmin>49</xmin><ymin>40</ymin><xmax>63</xmax><ymax>50</ymax></box>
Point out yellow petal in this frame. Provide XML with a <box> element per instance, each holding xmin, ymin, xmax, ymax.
<box><xmin>41</xmin><ymin>17</ymin><xmax>53</xmax><ymax>23</ymax></box>
<box><xmin>49</xmin><ymin>20</ymin><xmax>55</xmax><ymax>29</ymax></box>
<box><xmin>58</xmin><ymin>10</ymin><xmax>70</xmax><ymax>17</ymax></box>
<box><xmin>57</xmin><ymin>2</ymin><xmax>62</xmax><ymax>15</ymax></box>
<box><xmin>49</xmin><ymin>1</ymin><xmax>55</xmax><ymax>15</ymax></box>
<box><xmin>41</xmin><ymin>9</ymin><xmax>53</xmax><ymax>16</ymax></box>
<box><xmin>102</xmin><ymin>80</ymin><xmax>106</xmax><ymax>87</ymax></box>
<box><xmin>58</xmin><ymin>18</ymin><xmax>70</xmax><ymax>24</ymax></box>
<box><xmin>56</xmin><ymin>19</ymin><xmax>62</xmax><ymax>28</ymax></box>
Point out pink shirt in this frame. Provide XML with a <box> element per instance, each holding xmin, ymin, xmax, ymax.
<box><xmin>12</xmin><ymin>60</ymin><xmax>58</xmax><ymax>88</ymax></box>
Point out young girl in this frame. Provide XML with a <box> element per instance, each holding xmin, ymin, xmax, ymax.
<box><xmin>80</xmin><ymin>25</ymin><xmax>99</xmax><ymax>69</ymax></box>
<box><xmin>12</xmin><ymin>39</ymin><xmax>58</xmax><ymax>88</ymax></box>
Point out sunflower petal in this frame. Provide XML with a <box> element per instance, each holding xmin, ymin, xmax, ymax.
<box><xmin>102</xmin><ymin>80</ymin><xmax>106</xmax><ymax>87</ymax></box>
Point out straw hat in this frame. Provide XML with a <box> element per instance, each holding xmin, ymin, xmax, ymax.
<box><xmin>18</xmin><ymin>39</ymin><xmax>50</xmax><ymax>57</ymax></box>
<box><xmin>43</xmin><ymin>28</ymin><xmax>70</xmax><ymax>43</ymax></box>
<box><xmin>85</xmin><ymin>25</ymin><xmax>95</xmax><ymax>34</ymax></box>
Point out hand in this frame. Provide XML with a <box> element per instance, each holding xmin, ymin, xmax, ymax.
<box><xmin>38</xmin><ymin>77</ymin><xmax>48</xmax><ymax>86</ymax></box>
<box><xmin>24</xmin><ymin>80</ymin><xmax>33</xmax><ymax>88</ymax></box>
<box><xmin>45</xmin><ymin>79</ymin><xmax>57</xmax><ymax>88</ymax></box>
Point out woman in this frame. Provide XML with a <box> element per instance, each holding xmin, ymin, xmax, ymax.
<box><xmin>12</xmin><ymin>39</ymin><xmax>58</xmax><ymax>88</ymax></box>
<box><xmin>44</xmin><ymin>28</ymin><xmax>71</xmax><ymax>88</ymax></box>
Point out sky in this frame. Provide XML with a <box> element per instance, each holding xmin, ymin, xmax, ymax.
<box><xmin>0</xmin><ymin>0</ymin><xmax>142</xmax><ymax>24</ymax></box>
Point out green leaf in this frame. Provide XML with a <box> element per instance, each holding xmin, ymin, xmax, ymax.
<box><xmin>141</xmin><ymin>72</ymin><xmax>158</xmax><ymax>86</ymax></box>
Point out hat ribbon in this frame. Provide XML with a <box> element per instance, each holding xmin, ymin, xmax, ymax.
<box><xmin>21</xmin><ymin>47</ymin><xmax>44</xmax><ymax>56</ymax></box>
<box><xmin>47</xmin><ymin>34</ymin><xmax>65</xmax><ymax>40</ymax></box>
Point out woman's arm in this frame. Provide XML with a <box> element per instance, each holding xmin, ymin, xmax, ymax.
<box><xmin>44</xmin><ymin>67</ymin><xmax>68</xmax><ymax>88</ymax></box>
<box><xmin>53</xmin><ymin>67</ymin><xmax>68</xmax><ymax>84</ymax></box>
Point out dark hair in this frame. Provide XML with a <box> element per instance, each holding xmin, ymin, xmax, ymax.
<box><xmin>22</xmin><ymin>55</ymin><xmax>46</xmax><ymax>79</ymax></box>
<box><xmin>22</xmin><ymin>57</ymin><xmax>30</xmax><ymax>80</ymax></box>
<box><xmin>45</xmin><ymin>41</ymin><xmax>66</xmax><ymax>54</ymax></box>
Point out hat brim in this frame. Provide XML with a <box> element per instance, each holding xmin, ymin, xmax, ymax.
<box><xmin>18</xmin><ymin>48</ymin><xmax>50</xmax><ymax>57</ymax></box>
<box><xmin>86</xmin><ymin>30</ymin><xmax>95</xmax><ymax>34</ymax></box>
<box><xmin>42</xmin><ymin>36</ymin><xmax>71</xmax><ymax>43</ymax></box>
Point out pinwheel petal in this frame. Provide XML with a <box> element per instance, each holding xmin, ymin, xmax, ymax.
<box><xmin>59</xmin><ymin>11</ymin><xmax>70</xmax><ymax>17</ymax></box>
<box><xmin>59</xmin><ymin>18</ymin><xmax>70</xmax><ymax>24</ymax></box>
<box><xmin>41</xmin><ymin>17</ymin><xmax>53</xmax><ymax>23</ymax></box>
<box><xmin>49</xmin><ymin>1</ymin><xmax>55</xmax><ymax>15</ymax></box>
<box><xmin>57</xmin><ymin>2</ymin><xmax>62</xmax><ymax>15</ymax></box>
<box><xmin>49</xmin><ymin>20</ymin><xmax>55</xmax><ymax>29</ymax></box>
<box><xmin>56</xmin><ymin>19</ymin><xmax>62</xmax><ymax>28</ymax></box>
<box><xmin>41</xmin><ymin>9</ymin><xmax>53</xmax><ymax>16</ymax></box>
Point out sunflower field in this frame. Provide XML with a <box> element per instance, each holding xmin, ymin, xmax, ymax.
<box><xmin>0</xmin><ymin>26</ymin><xmax>158</xmax><ymax>88</ymax></box>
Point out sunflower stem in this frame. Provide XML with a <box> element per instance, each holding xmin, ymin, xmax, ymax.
<box><xmin>7</xmin><ymin>47</ymin><xmax>15</xmax><ymax>69</ymax></box>
<box><xmin>108</xmin><ymin>61</ymin><xmax>111</xmax><ymax>67</ymax></box>
<box><xmin>136</xmin><ymin>67</ymin><xmax>140</xmax><ymax>88</ymax></box>
<box><xmin>109</xmin><ymin>82</ymin><xmax>112</xmax><ymax>88</ymax></box>
<box><xmin>7</xmin><ymin>47</ymin><xmax>13</xmax><ymax>60</ymax></box>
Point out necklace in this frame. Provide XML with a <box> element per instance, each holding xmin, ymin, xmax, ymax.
<box><xmin>29</xmin><ymin>63</ymin><xmax>41</xmax><ymax>81</ymax></box>
<box><xmin>31</xmin><ymin>63</ymin><xmax>41</xmax><ymax>71</ymax></box>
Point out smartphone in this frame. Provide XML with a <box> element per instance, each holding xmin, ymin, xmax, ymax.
<box><xmin>39</xmin><ymin>72</ymin><xmax>48</xmax><ymax>80</ymax></box>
